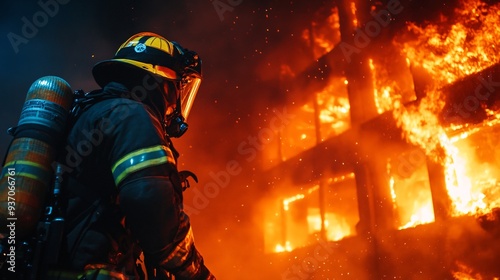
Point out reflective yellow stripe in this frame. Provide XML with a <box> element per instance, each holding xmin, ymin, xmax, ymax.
<box><xmin>2</xmin><ymin>160</ymin><xmax>51</xmax><ymax>184</ymax></box>
<box><xmin>3</xmin><ymin>160</ymin><xmax>48</xmax><ymax>172</ymax></box>
<box><xmin>112</xmin><ymin>145</ymin><xmax>175</xmax><ymax>186</ymax></box>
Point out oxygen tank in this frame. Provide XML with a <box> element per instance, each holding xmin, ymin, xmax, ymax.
<box><xmin>0</xmin><ymin>76</ymin><xmax>73</xmax><ymax>238</ymax></box>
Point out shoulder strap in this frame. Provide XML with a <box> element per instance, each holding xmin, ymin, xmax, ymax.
<box><xmin>69</xmin><ymin>89</ymin><xmax>121</xmax><ymax>125</ymax></box>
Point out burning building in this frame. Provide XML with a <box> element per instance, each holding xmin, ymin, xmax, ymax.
<box><xmin>254</xmin><ymin>0</ymin><xmax>500</xmax><ymax>279</ymax></box>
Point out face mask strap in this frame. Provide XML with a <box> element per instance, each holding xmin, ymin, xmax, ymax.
<box><xmin>164</xmin><ymin>96</ymin><xmax>188</xmax><ymax>138</ymax></box>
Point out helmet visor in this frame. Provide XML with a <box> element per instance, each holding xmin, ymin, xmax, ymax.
<box><xmin>180</xmin><ymin>75</ymin><xmax>202</xmax><ymax>120</ymax></box>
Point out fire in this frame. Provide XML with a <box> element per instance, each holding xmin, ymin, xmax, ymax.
<box><xmin>369</xmin><ymin>58</ymin><xmax>400</xmax><ymax>114</ymax></box>
<box><xmin>452</xmin><ymin>261</ymin><xmax>498</xmax><ymax>280</ymax></box>
<box><xmin>275</xmin><ymin>242</ymin><xmax>292</xmax><ymax>253</ymax></box>
<box><xmin>267</xmin><ymin>174</ymin><xmax>356</xmax><ymax>253</ymax></box>
<box><xmin>264</xmin><ymin>0</ymin><xmax>500</xmax><ymax>260</ymax></box>
<box><xmin>324</xmin><ymin>213</ymin><xmax>352</xmax><ymax>241</ymax></box>
<box><xmin>393</xmin><ymin>89</ymin><xmax>446</xmax><ymax>159</ymax></box>
<box><xmin>443</xmin><ymin>138</ymin><xmax>486</xmax><ymax>215</ymax></box>
<box><xmin>350</xmin><ymin>1</ymin><xmax>358</xmax><ymax>27</ymax></box>
<box><xmin>401</xmin><ymin>0</ymin><xmax>500</xmax><ymax>85</ymax></box>
<box><xmin>275</xmin><ymin>77</ymin><xmax>350</xmax><ymax>162</ymax></box>
<box><xmin>301</xmin><ymin>7</ymin><xmax>341</xmax><ymax>59</ymax></box>
<box><xmin>389</xmin><ymin>154</ymin><xmax>436</xmax><ymax>229</ymax></box>
<box><xmin>400</xmin><ymin>201</ymin><xmax>435</xmax><ymax>229</ymax></box>
<box><xmin>314</xmin><ymin>81</ymin><xmax>351</xmax><ymax>137</ymax></box>
<box><xmin>447</xmin><ymin>114</ymin><xmax>500</xmax><ymax>213</ymax></box>
<box><xmin>392</xmin><ymin>0</ymin><xmax>500</xmax><ymax>226</ymax></box>
<box><xmin>283</xmin><ymin>193</ymin><xmax>305</xmax><ymax>211</ymax></box>
<box><xmin>392</xmin><ymin>71</ymin><xmax>493</xmax><ymax>224</ymax></box>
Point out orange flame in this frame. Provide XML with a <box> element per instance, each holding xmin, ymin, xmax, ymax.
<box><xmin>401</xmin><ymin>0</ymin><xmax>500</xmax><ymax>86</ymax></box>
<box><xmin>275</xmin><ymin>241</ymin><xmax>292</xmax><ymax>253</ymax></box>
<box><xmin>266</xmin><ymin>0</ymin><xmax>500</xmax><ymax>255</ymax></box>
<box><xmin>350</xmin><ymin>1</ymin><xmax>358</xmax><ymax>27</ymax></box>
<box><xmin>369</xmin><ymin>58</ymin><xmax>401</xmax><ymax>114</ymax></box>
<box><xmin>301</xmin><ymin>7</ymin><xmax>341</xmax><ymax>59</ymax></box>
<box><xmin>283</xmin><ymin>193</ymin><xmax>306</xmax><ymax>211</ymax></box>
<box><xmin>452</xmin><ymin>261</ymin><xmax>487</xmax><ymax>280</ymax></box>
<box><xmin>392</xmin><ymin>0</ymin><xmax>500</xmax><ymax>225</ymax></box>
<box><xmin>271</xmin><ymin>175</ymin><xmax>356</xmax><ymax>252</ymax></box>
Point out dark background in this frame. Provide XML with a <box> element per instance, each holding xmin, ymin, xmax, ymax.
<box><xmin>0</xmin><ymin>1</ymin><xmax>330</xmax><ymax>278</ymax></box>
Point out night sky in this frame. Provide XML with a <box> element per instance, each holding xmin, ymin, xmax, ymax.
<box><xmin>0</xmin><ymin>0</ymin><xmax>329</xmax><ymax>278</ymax></box>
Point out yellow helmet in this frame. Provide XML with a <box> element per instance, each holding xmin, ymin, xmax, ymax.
<box><xmin>92</xmin><ymin>32</ymin><xmax>202</xmax><ymax>133</ymax></box>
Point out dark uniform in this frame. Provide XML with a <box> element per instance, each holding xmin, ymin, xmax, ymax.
<box><xmin>50</xmin><ymin>32</ymin><xmax>213</xmax><ymax>279</ymax></box>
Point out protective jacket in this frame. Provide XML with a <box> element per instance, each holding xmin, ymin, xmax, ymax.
<box><xmin>55</xmin><ymin>82</ymin><xmax>213</xmax><ymax>279</ymax></box>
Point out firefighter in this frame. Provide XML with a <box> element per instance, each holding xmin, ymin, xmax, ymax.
<box><xmin>53</xmin><ymin>32</ymin><xmax>214</xmax><ymax>279</ymax></box>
